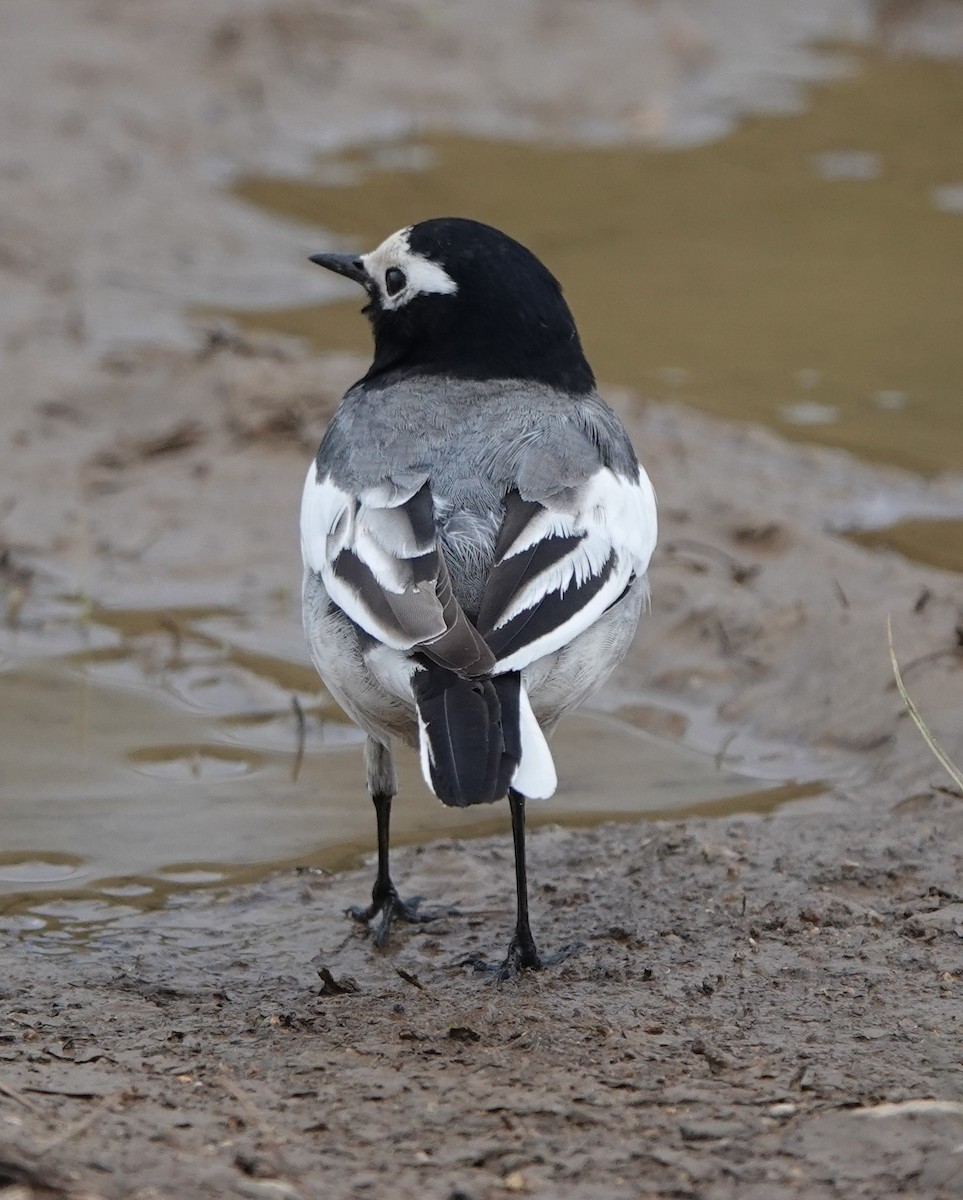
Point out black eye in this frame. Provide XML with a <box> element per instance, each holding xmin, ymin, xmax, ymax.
<box><xmin>385</xmin><ymin>267</ymin><xmax>407</xmax><ymax>297</ymax></box>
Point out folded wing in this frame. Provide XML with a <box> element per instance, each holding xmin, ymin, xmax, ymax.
<box><xmin>300</xmin><ymin>469</ymin><xmax>494</xmax><ymax>677</ymax></box>
<box><xmin>476</xmin><ymin>466</ymin><xmax>657</xmax><ymax>674</ymax></box>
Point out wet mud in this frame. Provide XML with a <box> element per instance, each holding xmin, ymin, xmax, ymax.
<box><xmin>3</xmin><ymin>801</ymin><xmax>962</xmax><ymax>1199</ymax></box>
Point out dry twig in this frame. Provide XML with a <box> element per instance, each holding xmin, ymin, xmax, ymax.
<box><xmin>888</xmin><ymin>616</ymin><xmax>963</xmax><ymax>792</ymax></box>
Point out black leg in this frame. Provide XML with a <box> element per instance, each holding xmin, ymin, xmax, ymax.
<box><xmin>464</xmin><ymin>788</ymin><xmax>582</xmax><ymax>980</ymax></box>
<box><xmin>348</xmin><ymin>791</ymin><xmax>438</xmax><ymax>948</ymax></box>
<box><xmin>502</xmin><ymin>789</ymin><xmax>542</xmax><ymax>975</ymax></box>
<box><xmin>370</xmin><ymin>790</ymin><xmax>397</xmax><ymax>912</ymax></box>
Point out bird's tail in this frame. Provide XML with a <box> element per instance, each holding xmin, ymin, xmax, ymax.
<box><xmin>412</xmin><ymin>667</ymin><xmax>557</xmax><ymax>807</ymax></box>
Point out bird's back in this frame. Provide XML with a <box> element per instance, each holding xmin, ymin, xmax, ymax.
<box><xmin>315</xmin><ymin>374</ymin><xmax>639</xmax><ymax>617</ymax></box>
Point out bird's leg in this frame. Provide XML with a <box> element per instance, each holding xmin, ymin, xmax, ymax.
<box><xmin>465</xmin><ymin>789</ymin><xmax>581</xmax><ymax>980</ymax></box>
<box><xmin>348</xmin><ymin>790</ymin><xmax>429</xmax><ymax>946</ymax></box>
<box><xmin>502</xmin><ymin>788</ymin><xmax>542</xmax><ymax>974</ymax></box>
<box><xmin>348</xmin><ymin>739</ymin><xmax>447</xmax><ymax>947</ymax></box>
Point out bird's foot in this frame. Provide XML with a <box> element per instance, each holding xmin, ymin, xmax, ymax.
<box><xmin>348</xmin><ymin>884</ymin><xmax>452</xmax><ymax>949</ymax></box>
<box><xmin>460</xmin><ymin>936</ymin><xmax>584</xmax><ymax>983</ymax></box>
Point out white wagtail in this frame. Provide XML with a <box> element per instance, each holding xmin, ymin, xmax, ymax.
<box><xmin>301</xmin><ymin>217</ymin><xmax>657</xmax><ymax>977</ymax></box>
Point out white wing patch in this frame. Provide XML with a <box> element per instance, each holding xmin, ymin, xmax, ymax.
<box><xmin>300</xmin><ymin>466</ymin><xmax>442</xmax><ymax>650</ymax></box>
<box><xmin>299</xmin><ymin>468</ymin><xmax>346</xmax><ymax>576</ymax></box>
<box><xmin>301</xmin><ymin>464</ymin><xmax>494</xmax><ymax>676</ymax></box>
<box><xmin>480</xmin><ymin>464</ymin><xmax>657</xmax><ymax>675</ymax></box>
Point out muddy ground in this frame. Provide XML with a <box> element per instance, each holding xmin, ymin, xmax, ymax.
<box><xmin>2</xmin><ymin>1</ymin><xmax>963</xmax><ymax>1198</ymax></box>
<box><xmin>2</xmin><ymin>803</ymin><xmax>963</xmax><ymax>1200</ymax></box>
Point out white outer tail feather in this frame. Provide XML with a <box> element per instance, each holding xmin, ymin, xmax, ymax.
<box><xmin>511</xmin><ymin>683</ymin><xmax>557</xmax><ymax>800</ymax></box>
<box><xmin>416</xmin><ymin>709</ymin><xmax>435</xmax><ymax>796</ymax></box>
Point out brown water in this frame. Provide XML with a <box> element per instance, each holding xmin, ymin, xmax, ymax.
<box><xmin>230</xmin><ymin>52</ymin><xmax>963</xmax><ymax>490</ymax></box>
<box><xmin>0</xmin><ymin>602</ymin><xmax>820</xmax><ymax>943</ymax></box>
<box><xmin>848</xmin><ymin>517</ymin><xmax>963</xmax><ymax>575</ymax></box>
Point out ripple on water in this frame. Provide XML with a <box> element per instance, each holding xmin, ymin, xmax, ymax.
<box><xmin>155</xmin><ymin>866</ymin><xmax>228</xmax><ymax>886</ymax></box>
<box><xmin>127</xmin><ymin>744</ymin><xmax>265</xmax><ymax>780</ymax></box>
<box><xmin>0</xmin><ymin>853</ymin><xmax>87</xmax><ymax>886</ymax></box>
<box><xmin>98</xmin><ymin>882</ymin><xmax>157</xmax><ymax>898</ymax></box>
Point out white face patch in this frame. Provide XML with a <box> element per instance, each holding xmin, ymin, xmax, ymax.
<box><xmin>361</xmin><ymin>227</ymin><xmax>458</xmax><ymax>311</ymax></box>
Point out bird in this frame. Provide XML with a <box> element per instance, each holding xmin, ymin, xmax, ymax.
<box><xmin>300</xmin><ymin>217</ymin><xmax>657</xmax><ymax>978</ymax></box>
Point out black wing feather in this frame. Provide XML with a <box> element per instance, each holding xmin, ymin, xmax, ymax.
<box><xmin>482</xmin><ymin>550</ymin><xmax>616</xmax><ymax>662</ymax></box>
<box><xmin>475</xmin><ymin>531</ymin><xmax>583</xmax><ymax>636</ymax></box>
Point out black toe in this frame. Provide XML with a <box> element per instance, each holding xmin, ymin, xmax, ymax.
<box><xmin>349</xmin><ymin>886</ymin><xmax>452</xmax><ymax>948</ymax></box>
<box><xmin>460</xmin><ymin>938</ymin><xmax>583</xmax><ymax>982</ymax></box>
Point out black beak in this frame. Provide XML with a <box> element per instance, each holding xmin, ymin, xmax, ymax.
<box><xmin>308</xmin><ymin>252</ymin><xmax>368</xmax><ymax>286</ymax></box>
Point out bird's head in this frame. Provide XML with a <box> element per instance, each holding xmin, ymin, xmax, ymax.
<box><xmin>309</xmin><ymin>217</ymin><xmax>595</xmax><ymax>394</ymax></box>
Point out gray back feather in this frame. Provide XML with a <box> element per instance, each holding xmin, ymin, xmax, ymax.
<box><xmin>315</xmin><ymin>376</ymin><xmax>639</xmax><ymax>614</ymax></box>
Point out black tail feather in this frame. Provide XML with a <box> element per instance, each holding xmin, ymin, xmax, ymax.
<box><xmin>413</xmin><ymin>666</ymin><xmax>522</xmax><ymax>807</ymax></box>
<box><xmin>491</xmin><ymin>672</ymin><xmax>521</xmax><ymax>786</ymax></box>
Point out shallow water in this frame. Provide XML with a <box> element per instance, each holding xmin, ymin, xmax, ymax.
<box><xmin>228</xmin><ymin>50</ymin><xmax>963</xmax><ymax>573</ymax></box>
<box><xmin>848</xmin><ymin>517</ymin><xmax>963</xmax><ymax>575</ymax></box>
<box><xmin>0</xmin><ymin>603</ymin><xmax>820</xmax><ymax>941</ymax></box>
